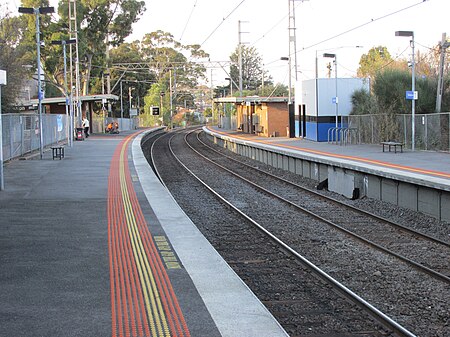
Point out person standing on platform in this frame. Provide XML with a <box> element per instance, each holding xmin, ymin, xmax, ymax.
<box><xmin>82</xmin><ymin>117</ymin><xmax>90</xmax><ymax>138</ymax></box>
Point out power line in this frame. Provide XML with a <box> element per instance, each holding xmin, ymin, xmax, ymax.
<box><xmin>251</xmin><ymin>0</ymin><xmax>303</xmax><ymax>47</ymax></box>
<box><xmin>179</xmin><ymin>0</ymin><xmax>199</xmax><ymax>42</ymax></box>
<box><xmin>264</xmin><ymin>0</ymin><xmax>429</xmax><ymax>68</ymax></box>
<box><xmin>200</xmin><ymin>0</ymin><xmax>247</xmax><ymax>47</ymax></box>
<box><xmin>297</xmin><ymin>0</ymin><xmax>429</xmax><ymax>54</ymax></box>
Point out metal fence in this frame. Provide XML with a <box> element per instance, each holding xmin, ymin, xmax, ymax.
<box><xmin>347</xmin><ymin>112</ymin><xmax>450</xmax><ymax>151</ymax></box>
<box><xmin>91</xmin><ymin>113</ymin><xmax>139</xmax><ymax>133</ymax></box>
<box><xmin>1</xmin><ymin>113</ymin><xmax>68</xmax><ymax>161</ymax></box>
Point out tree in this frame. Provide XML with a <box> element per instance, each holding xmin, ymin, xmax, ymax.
<box><xmin>229</xmin><ymin>45</ymin><xmax>271</xmax><ymax>92</ymax></box>
<box><xmin>374</xmin><ymin>68</ymin><xmax>437</xmax><ymax>114</ymax></box>
<box><xmin>257</xmin><ymin>83</ymin><xmax>288</xmax><ymax>97</ymax></box>
<box><xmin>109</xmin><ymin>41</ymin><xmax>155</xmax><ymax>117</ymax></box>
<box><xmin>43</xmin><ymin>0</ymin><xmax>146</xmax><ymax>98</ymax></box>
<box><xmin>0</xmin><ymin>7</ymin><xmax>34</xmax><ymax>112</ymax></box>
<box><xmin>350</xmin><ymin>89</ymin><xmax>377</xmax><ymax>115</ymax></box>
<box><xmin>357</xmin><ymin>46</ymin><xmax>394</xmax><ymax>79</ymax></box>
<box><xmin>140</xmin><ymin>31</ymin><xmax>209</xmax><ymax>125</ymax></box>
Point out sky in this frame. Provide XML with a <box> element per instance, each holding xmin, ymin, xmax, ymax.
<box><xmin>127</xmin><ymin>0</ymin><xmax>448</xmax><ymax>87</ymax></box>
<box><xmin>3</xmin><ymin>0</ymin><xmax>449</xmax><ymax>88</ymax></box>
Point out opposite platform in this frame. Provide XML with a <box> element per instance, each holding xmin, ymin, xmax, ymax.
<box><xmin>205</xmin><ymin>126</ymin><xmax>450</xmax><ymax>222</ymax></box>
<box><xmin>206</xmin><ymin>126</ymin><xmax>450</xmax><ymax>189</ymax></box>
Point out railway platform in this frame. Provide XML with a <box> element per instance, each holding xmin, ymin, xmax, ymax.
<box><xmin>205</xmin><ymin>126</ymin><xmax>450</xmax><ymax>222</ymax></box>
<box><xmin>206</xmin><ymin>126</ymin><xmax>450</xmax><ymax>182</ymax></box>
<box><xmin>0</xmin><ymin>128</ymin><xmax>288</xmax><ymax>337</ymax></box>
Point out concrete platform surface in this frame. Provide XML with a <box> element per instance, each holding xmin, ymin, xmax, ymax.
<box><xmin>207</xmin><ymin>127</ymin><xmax>450</xmax><ymax>189</ymax></box>
<box><xmin>0</xmin><ymin>128</ymin><xmax>288</xmax><ymax>337</ymax></box>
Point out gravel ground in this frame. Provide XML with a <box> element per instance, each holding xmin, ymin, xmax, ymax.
<box><xmin>143</xmin><ymin>130</ymin><xmax>450</xmax><ymax>337</ymax></box>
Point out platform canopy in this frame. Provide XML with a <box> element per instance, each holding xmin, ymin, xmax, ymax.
<box><xmin>27</xmin><ymin>93</ymin><xmax>119</xmax><ymax>105</ymax></box>
<box><xmin>214</xmin><ymin>96</ymin><xmax>288</xmax><ymax>105</ymax></box>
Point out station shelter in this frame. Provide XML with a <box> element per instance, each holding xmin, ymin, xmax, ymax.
<box><xmin>27</xmin><ymin>94</ymin><xmax>119</xmax><ymax>132</ymax></box>
<box><xmin>215</xmin><ymin>96</ymin><xmax>291</xmax><ymax>137</ymax></box>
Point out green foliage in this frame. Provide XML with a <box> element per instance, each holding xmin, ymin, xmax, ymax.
<box><xmin>357</xmin><ymin>46</ymin><xmax>393</xmax><ymax>79</ymax></box>
<box><xmin>373</xmin><ymin>69</ymin><xmax>437</xmax><ymax>114</ymax></box>
<box><xmin>373</xmin><ymin>68</ymin><xmax>410</xmax><ymax>113</ymax></box>
<box><xmin>108</xmin><ymin>41</ymin><xmax>156</xmax><ymax>117</ymax></box>
<box><xmin>139</xmin><ymin>31</ymin><xmax>209</xmax><ymax>122</ymax></box>
<box><xmin>443</xmin><ymin>76</ymin><xmax>450</xmax><ymax>112</ymax></box>
<box><xmin>229</xmin><ymin>45</ymin><xmax>272</xmax><ymax>92</ymax></box>
<box><xmin>44</xmin><ymin>0</ymin><xmax>146</xmax><ymax>97</ymax></box>
<box><xmin>0</xmin><ymin>10</ymin><xmax>33</xmax><ymax>111</ymax></box>
<box><xmin>141</xmin><ymin>82</ymin><xmax>165</xmax><ymax>127</ymax></box>
<box><xmin>204</xmin><ymin>107</ymin><xmax>212</xmax><ymax>117</ymax></box>
<box><xmin>350</xmin><ymin>89</ymin><xmax>377</xmax><ymax>115</ymax></box>
<box><xmin>257</xmin><ymin>83</ymin><xmax>289</xmax><ymax>97</ymax></box>
<box><xmin>352</xmin><ymin>68</ymin><xmax>443</xmax><ymax>115</ymax></box>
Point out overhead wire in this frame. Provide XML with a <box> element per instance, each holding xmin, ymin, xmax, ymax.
<box><xmin>200</xmin><ymin>0</ymin><xmax>247</xmax><ymax>47</ymax></box>
<box><xmin>296</xmin><ymin>0</ymin><xmax>429</xmax><ymax>54</ymax></box>
<box><xmin>263</xmin><ymin>0</ymin><xmax>429</xmax><ymax>69</ymax></box>
<box><xmin>373</xmin><ymin>45</ymin><xmax>409</xmax><ymax>73</ymax></box>
<box><xmin>251</xmin><ymin>0</ymin><xmax>303</xmax><ymax>47</ymax></box>
<box><xmin>179</xmin><ymin>0</ymin><xmax>199</xmax><ymax>42</ymax></box>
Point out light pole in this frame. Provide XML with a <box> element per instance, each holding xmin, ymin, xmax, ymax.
<box><xmin>51</xmin><ymin>38</ymin><xmax>76</xmax><ymax>147</ymax></box>
<box><xmin>128</xmin><ymin>86</ymin><xmax>134</xmax><ymax>114</ymax></box>
<box><xmin>19</xmin><ymin>6</ymin><xmax>54</xmax><ymax>159</ymax></box>
<box><xmin>315</xmin><ymin>46</ymin><xmax>363</xmax><ymax>131</ymax></box>
<box><xmin>120</xmin><ymin>79</ymin><xmax>123</xmax><ymax>119</ymax></box>
<box><xmin>225</xmin><ymin>77</ymin><xmax>233</xmax><ymax>96</ymax></box>
<box><xmin>280</xmin><ymin>57</ymin><xmax>291</xmax><ymax>103</ymax></box>
<box><xmin>0</xmin><ymin>69</ymin><xmax>6</xmax><ymax>190</ymax></box>
<box><xmin>323</xmin><ymin>53</ymin><xmax>338</xmax><ymax>128</ymax></box>
<box><xmin>395</xmin><ymin>30</ymin><xmax>415</xmax><ymax>151</ymax></box>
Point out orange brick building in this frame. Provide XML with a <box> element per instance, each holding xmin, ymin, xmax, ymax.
<box><xmin>216</xmin><ymin>97</ymin><xmax>290</xmax><ymax>137</ymax></box>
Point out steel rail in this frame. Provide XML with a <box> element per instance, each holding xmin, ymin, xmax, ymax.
<box><xmin>151</xmin><ymin>130</ymin><xmax>417</xmax><ymax>337</ymax></box>
<box><xmin>184</xmin><ymin>130</ymin><xmax>450</xmax><ymax>284</ymax></box>
<box><xmin>196</xmin><ymin>130</ymin><xmax>450</xmax><ymax>248</ymax></box>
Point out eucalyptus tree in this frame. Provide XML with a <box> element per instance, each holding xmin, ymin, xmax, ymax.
<box><xmin>0</xmin><ymin>7</ymin><xmax>31</xmax><ymax>111</ymax></box>
<box><xmin>140</xmin><ymin>30</ymin><xmax>209</xmax><ymax>125</ymax></box>
<box><xmin>229</xmin><ymin>45</ymin><xmax>271</xmax><ymax>92</ymax></box>
<box><xmin>357</xmin><ymin>46</ymin><xmax>394</xmax><ymax>80</ymax></box>
<box><xmin>44</xmin><ymin>0</ymin><xmax>146</xmax><ymax>97</ymax></box>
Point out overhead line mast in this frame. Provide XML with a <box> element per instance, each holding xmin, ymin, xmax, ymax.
<box><xmin>69</xmin><ymin>0</ymin><xmax>82</xmax><ymax>126</ymax></box>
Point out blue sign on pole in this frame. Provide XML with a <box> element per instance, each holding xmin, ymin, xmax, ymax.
<box><xmin>406</xmin><ymin>91</ymin><xmax>414</xmax><ymax>100</ymax></box>
<box><xmin>332</xmin><ymin>97</ymin><xmax>338</xmax><ymax>104</ymax></box>
<box><xmin>57</xmin><ymin>115</ymin><xmax>63</xmax><ymax>132</ymax></box>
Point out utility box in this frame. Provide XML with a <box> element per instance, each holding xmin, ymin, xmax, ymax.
<box><xmin>297</xmin><ymin>78</ymin><xmax>370</xmax><ymax>141</ymax></box>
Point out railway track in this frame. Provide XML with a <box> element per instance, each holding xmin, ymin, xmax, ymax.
<box><xmin>142</xmin><ymin>128</ymin><xmax>449</xmax><ymax>337</ymax></box>
<box><xmin>188</xmin><ymin>130</ymin><xmax>450</xmax><ymax>283</ymax></box>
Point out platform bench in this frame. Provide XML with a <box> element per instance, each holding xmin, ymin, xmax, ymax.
<box><xmin>51</xmin><ymin>146</ymin><xmax>65</xmax><ymax>160</ymax></box>
<box><xmin>381</xmin><ymin>141</ymin><xmax>403</xmax><ymax>153</ymax></box>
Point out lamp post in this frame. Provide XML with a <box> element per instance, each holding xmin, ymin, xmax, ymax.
<box><xmin>323</xmin><ymin>53</ymin><xmax>338</xmax><ymax>128</ymax></box>
<box><xmin>280</xmin><ymin>57</ymin><xmax>291</xmax><ymax>103</ymax></box>
<box><xmin>315</xmin><ymin>46</ymin><xmax>363</xmax><ymax>132</ymax></box>
<box><xmin>128</xmin><ymin>86</ymin><xmax>134</xmax><ymax>114</ymax></box>
<box><xmin>395</xmin><ymin>30</ymin><xmax>415</xmax><ymax>151</ymax></box>
<box><xmin>0</xmin><ymin>70</ymin><xmax>6</xmax><ymax>190</ymax></box>
<box><xmin>19</xmin><ymin>6</ymin><xmax>54</xmax><ymax>159</ymax></box>
<box><xmin>51</xmin><ymin>39</ymin><xmax>76</xmax><ymax>147</ymax></box>
<box><xmin>120</xmin><ymin>79</ymin><xmax>123</xmax><ymax>119</ymax></box>
<box><xmin>225</xmin><ymin>77</ymin><xmax>233</xmax><ymax>96</ymax></box>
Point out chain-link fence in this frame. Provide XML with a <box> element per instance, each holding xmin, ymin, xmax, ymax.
<box><xmin>1</xmin><ymin>113</ymin><xmax>68</xmax><ymax>161</ymax></box>
<box><xmin>348</xmin><ymin>112</ymin><xmax>450</xmax><ymax>151</ymax></box>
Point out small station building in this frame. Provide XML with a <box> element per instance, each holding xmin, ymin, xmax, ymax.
<box><xmin>27</xmin><ymin>94</ymin><xmax>119</xmax><ymax>132</ymax></box>
<box><xmin>295</xmin><ymin>78</ymin><xmax>370</xmax><ymax>141</ymax></box>
<box><xmin>215</xmin><ymin>96</ymin><xmax>292</xmax><ymax>137</ymax></box>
